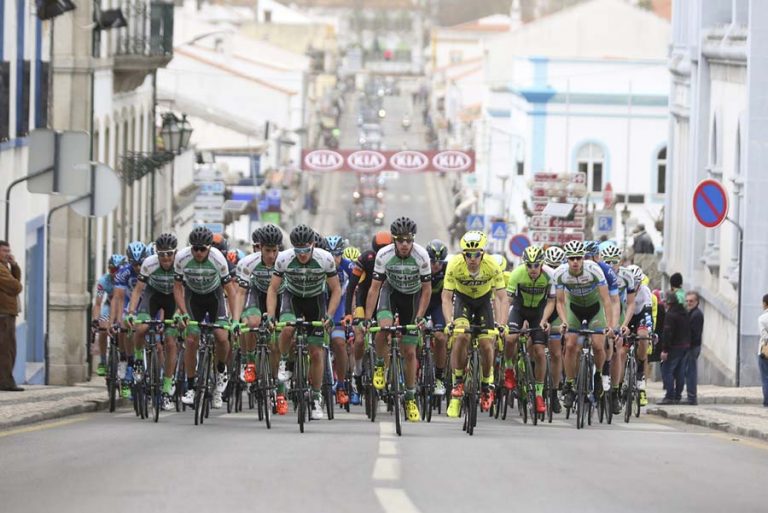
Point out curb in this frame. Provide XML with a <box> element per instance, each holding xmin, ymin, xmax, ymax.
<box><xmin>647</xmin><ymin>407</ymin><xmax>768</xmax><ymax>442</ymax></box>
<box><xmin>0</xmin><ymin>397</ymin><xmax>124</xmax><ymax>431</ymax></box>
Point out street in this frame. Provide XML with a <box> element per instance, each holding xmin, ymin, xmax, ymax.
<box><xmin>1</xmin><ymin>403</ymin><xmax>766</xmax><ymax>513</ymax></box>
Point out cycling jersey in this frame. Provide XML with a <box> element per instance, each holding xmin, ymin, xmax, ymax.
<box><xmin>174</xmin><ymin>246</ymin><xmax>231</xmax><ymax>295</ymax></box>
<box><xmin>443</xmin><ymin>253</ymin><xmax>505</xmax><ymax>299</ymax></box>
<box><xmin>553</xmin><ymin>260</ymin><xmax>607</xmax><ymax>307</ymax></box>
<box><xmin>274</xmin><ymin>248</ymin><xmax>337</xmax><ymax>298</ymax></box>
<box><xmin>372</xmin><ymin>243</ymin><xmax>431</xmax><ymax>295</ymax></box>
<box><xmin>614</xmin><ymin>266</ymin><xmax>637</xmax><ymax>303</ymax></box>
<box><xmin>430</xmin><ymin>263</ymin><xmax>446</xmax><ymax>296</ymax></box>
<box><xmin>506</xmin><ymin>265</ymin><xmax>554</xmax><ymax>309</ymax></box>
<box><xmin>138</xmin><ymin>255</ymin><xmax>175</xmax><ymax>295</ymax></box>
<box><xmin>346</xmin><ymin>249</ymin><xmax>377</xmax><ymax>316</ymax></box>
<box><xmin>237</xmin><ymin>253</ymin><xmax>281</xmax><ymax>294</ymax></box>
<box><xmin>596</xmin><ymin>260</ymin><xmax>619</xmax><ymax>296</ymax></box>
<box><xmin>114</xmin><ymin>264</ymin><xmax>140</xmax><ymax>295</ymax></box>
<box><xmin>96</xmin><ymin>273</ymin><xmax>115</xmax><ymax>303</ymax></box>
<box><xmin>332</xmin><ymin>257</ymin><xmax>354</xmax><ymax>326</ymax></box>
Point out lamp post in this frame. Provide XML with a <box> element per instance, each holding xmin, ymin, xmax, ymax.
<box><xmin>154</xmin><ymin>113</ymin><xmax>193</xmax><ymax>235</ymax></box>
<box><xmin>621</xmin><ymin>204</ymin><xmax>631</xmax><ymax>255</ymax></box>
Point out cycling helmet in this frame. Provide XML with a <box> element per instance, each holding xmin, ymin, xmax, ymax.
<box><xmin>108</xmin><ymin>254</ymin><xmax>127</xmax><ymax>270</ymax></box>
<box><xmin>290</xmin><ymin>224</ymin><xmax>315</xmax><ymax>246</ymax></box>
<box><xmin>126</xmin><ymin>241</ymin><xmax>146</xmax><ymax>264</ymax></box>
<box><xmin>522</xmin><ymin>245</ymin><xmax>544</xmax><ymax>264</ymax></box>
<box><xmin>226</xmin><ymin>249</ymin><xmax>241</xmax><ymax>265</ymax></box>
<box><xmin>314</xmin><ymin>231</ymin><xmax>330</xmax><ymax>251</ymax></box>
<box><xmin>325</xmin><ymin>235</ymin><xmax>345</xmax><ymax>255</ymax></box>
<box><xmin>627</xmin><ymin>264</ymin><xmax>645</xmax><ymax>284</ymax></box>
<box><xmin>598</xmin><ymin>240</ymin><xmax>617</xmax><ymax>253</ymax></box>
<box><xmin>155</xmin><ymin>232</ymin><xmax>178</xmax><ymax>251</ymax></box>
<box><xmin>251</xmin><ymin>227</ymin><xmax>262</xmax><ymax>245</ymax></box>
<box><xmin>426</xmin><ymin>239</ymin><xmax>448</xmax><ymax>262</ymax></box>
<box><xmin>460</xmin><ymin>231</ymin><xmax>488</xmax><ymax>251</ymax></box>
<box><xmin>259</xmin><ymin>224</ymin><xmax>283</xmax><ymax>247</ymax></box>
<box><xmin>143</xmin><ymin>242</ymin><xmax>156</xmax><ymax>258</ymax></box>
<box><xmin>544</xmin><ymin>246</ymin><xmax>565</xmax><ymax>268</ymax></box>
<box><xmin>372</xmin><ymin>231</ymin><xmax>393</xmax><ymax>252</ymax></box>
<box><xmin>600</xmin><ymin>244</ymin><xmax>622</xmax><ymax>263</ymax></box>
<box><xmin>390</xmin><ymin>216</ymin><xmax>417</xmax><ymax>236</ymax></box>
<box><xmin>584</xmin><ymin>240</ymin><xmax>600</xmax><ymax>258</ymax></box>
<box><xmin>563</xmin><ymin>240</ymin><xmax>585</xmax><ymax>258</ymax></box>
<box><xmin>343</xmin><ymin>246</ymin><xmax>361</xmax><ymax>261</ymax></box>
<box><xmin>212</xmin><ymin>232</ymin><xmax>228</xmax><ymax>252</ymax></box>
<box><xmin>188</xmin><ymin>226</ymin><xmax>214</xmax><ymax>247</ymax></box>
<box><xmin>492</xmin><ymin>254</ymin><xmax>508</xmax><ymax>271</ymax></box>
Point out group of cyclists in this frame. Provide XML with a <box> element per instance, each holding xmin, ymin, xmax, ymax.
<box><xmin>92</xmin><ymin>214</ymin><xmax>657</xmax><ymax>427</ymax></box>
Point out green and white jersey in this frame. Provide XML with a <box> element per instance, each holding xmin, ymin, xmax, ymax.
<box><xmin>274</xmin><ymin>248</ymin><xmax>336</xmax><ymax>298</ymax></box>
<box><xmin>553</xmin><ymin>260</ymin><xmax>607</xmax><ymax>307</ymax></box>
<box><xmin>237</xmin><ymin>252</ymin><xmax>284</xmax><ymax>294</ymax></box>
<box><xmin>137</xmin><ymin>255</ymin><xmax>175</xmax><ymax>295</ymax></box>
<box><xmin>174</xmin><ymin>246</ymin><xmax>231</xmax><ymax>295</ymax></box>
<box><xmin>614</xmin><ymin>266</ymin><xmax>636</xmax><ymax>306</ymax></box>
<box><xmin>371</xmin><ymin>243</ymin><xmax>431</xmax><ymax>295</ymax></box>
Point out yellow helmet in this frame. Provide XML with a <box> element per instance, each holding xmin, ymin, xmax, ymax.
<box><xmin>343</xmin><ymin>246</ymin><xmax>361</xmax><ymax>261</ymax></box>
<box><xmin>522</xmin><ymin>245</ymin><xmax>544</xmax><ymax>264</ymax></box>
<box><xmin>460</xmin><ymin>231</ymin><xmax>488</xmax><ymax>251</ymax></box>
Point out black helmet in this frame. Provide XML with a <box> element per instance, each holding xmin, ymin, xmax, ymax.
<box><xmin>426</xmin><ymin>239</ymin><xmax>447</xmax><ymax>262</ymax></box>
<box><xmin>313</xmin><ymin>231</ymin><xmax>330</xmax><ymax>251</ymax></box>
<box><xmin>390</xmin><ymin>216</ymin><xmax>417</xmax><ymax>236</ymax></box>
<box><xmin>189</xmin><ymin>226</ymin><xmax>213</xmax><ymax>247</ymax></box>
<box><xmin>155</xmin><ymin>232</ymin><xmax>178</xmax><ymax>251</ymax></box>
<box><xmin>259</xmin><ymin>224</ymin><xmax>283</xmax><ymax>247</ymax></box>
<box><xmin>290</xmin><ymin>224</ymin><xmax>315</xmax><ymax>246</ymax></box>
<box><xmin>251</xmin><ymin>227</ymin><xmax>262</xmax><ymax>245</ymax></box>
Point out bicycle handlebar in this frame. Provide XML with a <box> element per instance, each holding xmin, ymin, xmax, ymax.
<box><xmin>369</xmin><ymin>324</ymin><xmax>418</xmax><ymax>334</ymax></box>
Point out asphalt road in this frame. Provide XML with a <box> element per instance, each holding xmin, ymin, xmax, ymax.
<box><xmin>1</xmin><ymin>400</ymin><xmax>766</xmax><ymax>513</ymax></box>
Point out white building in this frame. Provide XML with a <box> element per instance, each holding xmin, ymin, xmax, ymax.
<box><xmin>664</xmin><ymin>0</ymin><xmax>766</xmax><ymax>386</ymax></box>
<box><xmin>479</xmin><ymin>0</ymin><xmax>670</xmax><ymax>252</ymax></box>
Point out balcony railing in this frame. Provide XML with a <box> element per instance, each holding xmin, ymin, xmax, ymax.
<box><xmin>115</xmin><ymin>1</ymin><xmax>174</xmax><ymax>58</ymax></box>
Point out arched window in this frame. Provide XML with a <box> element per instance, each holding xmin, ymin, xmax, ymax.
<box><xmin>656</xmin><ymin>146</ymin><xmax>666</xmax><ymax>194</ymax></box>
<box><xmin>576</xmin><ymin>143</ymin><xmax>604</xmax><ymax>193</ymax></box>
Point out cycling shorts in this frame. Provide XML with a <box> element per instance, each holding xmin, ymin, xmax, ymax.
<box><xmin>185</xmin><ymin>287</ymin><xmax>228</xmax><ymax>334</ymax></box>
<box><xmin>452</xmin><ymin>291</ymin><xmax>495</xmax><ymax>338</ymax></box>
<box><xmin>137</xmin><ymin>289</ymin><xmax>178</xmax><ymax>337</ymax></box>
<box><xmin>279</xmin><ymin>291</ymin><xmax>326</xmax><ymax>346</ymax></box>
<box><xmin>507</xmin><ymin>299</ymin><xmax>547</xmax><ymax>344</ymax></box>
<box><xmin>629</xmin><ymin>306</ymin><xmax>653</xmax><ymax>333</ymax></box>
<box><xmin>376</xmin><ymin>281</ymin><xmax>421</xmax><ymax>346</ymax></box>
<box><xmin>566</xmin><ymin>301</ymin><xmax>606</xmax><ymax>333</ymax></box>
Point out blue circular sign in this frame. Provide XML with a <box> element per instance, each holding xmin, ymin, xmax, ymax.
<box><xmin>693</xmin><ymin>179</ymin><xmax>728</xmax><ymax>228</ymax></box>
<box><xmin>509</xmin><ymin>234</ymin><xmax>531</xmax><ymax>257</ymax></box>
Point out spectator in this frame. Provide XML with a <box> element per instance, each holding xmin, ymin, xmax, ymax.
<box><xmin>0</xmin><ymin>240</ymin><xmax>23</xmax><ymax>392</ymax></box>
<box><xmin>670</xmin><ymin>272</ymin><xmax>685</xmax><ymax>304</ymax></box>
<box><xmin>684</xmin><ymin>292</ymin><xmax>704</xmax><ymax>405</ymax></box>
<box><xmin>758</xmin><ymin>293</ymin><xmax>768</xmax><ymax>408</ymax></box>
<box><xmin>659</xmin><ymin>290</ymin><xmax>690</xmax><ymax>404</ymax></box>
<box><xmin>632</xmin><ymin>224</ymin><xmax>655</xmax><ymax>254</ymax></box>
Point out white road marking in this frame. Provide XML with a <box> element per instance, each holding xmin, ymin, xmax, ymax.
<box><xmin>379</xmin><ymin>421</ymin><xmax>396</xmax><ymax>438</ymax></box>
<box><xmin>613</xmin><ymin>422</ymin><xmax>676</xmax><ymax>431</ymax></box>
<box><xmin>379</xmin><ymin>439</ymin><xmax>398</xmax><ymax>456</ymax></box>
<box><xmin>374</xmin><ymin>488</ymin><xmax>422</xmax><ymax>513</ymax></box>
<box><xmin>372</xmin><ymin>457</ymin><xmax>400</xmax><ymax>481</ymax></box>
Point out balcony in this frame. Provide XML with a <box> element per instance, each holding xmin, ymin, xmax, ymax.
<box><xmin>113</xmin><ymin>1</ymin><xmax>174</xmax><ymax>92</ymax></box>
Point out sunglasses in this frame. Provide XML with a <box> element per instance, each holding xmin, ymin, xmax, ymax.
<box><xmin>294</xmin><ymin>246</ymin><xmax>312</xmax><ymax>255</ymax></box>
<box><xmin>463</xmin><ymin>251</ymin><xmax>483</xmax><ymax>259</ymax></box>
<box><xmin>158</xmin><ymin>250</ymin><xmax>175</xmax><ymax>257</ymax></box>
<box><xmin>394</xmin><ymin>236</ymin><xmax>414</xmax><ymax>243</ymax></box>
<box><xmin>526</xmin><ymin>263</ymin><xmax>541</xmax><ymax>269</ymax></box>
<box><xmin>567</xmin><ymin>256</ymin><xmax>583</xmax><ymax>261</ymax></box>
<box><xmin>192</xmin><ymin>245</ymin><xmax>209</xmax><ymax>253</ymax></box>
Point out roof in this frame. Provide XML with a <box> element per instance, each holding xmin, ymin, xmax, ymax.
<box><xmin>447</xmin><ymin>14</ymin><xmax>511</xmax><ymax>33</ymax></box>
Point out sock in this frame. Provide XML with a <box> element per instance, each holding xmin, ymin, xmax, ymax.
<box><xmin>99</xmin><ymin>356</ymin><xmax>106</xmax><ymax>365</ymax></box>
<box><xmin>163</xmin><ymin>377</ymin><xmax>172</xmax><ymax>394</ymax></box>
<box><xmin>277</xmin><ymin>382</ymin><xmax>286</xmax><ymax>395</ymax></box>
<box><xmin>504</xmin><ymin>358</ymin><xmax>514</xmax><ymax>369</ymax></box>
<box><xmin>311</xmin><ymin>388</ymin><xmax>322</xmax><ymax>400</ymax></box>
<box><xmin>217</xmin><ymin>362</ymin><xmax>226</xmax><ymax>374</ymax></box>
<box><xmin>435</xmin><ymin>367</ymin><xmax>444</xmax><ymax>380</ymax></box>
<box><xmin>375</xmin><ymin>357</ymin><xmax>385</xmax><ymax>367</ymax></box>
<box><xmin>247</xmin><ymin>352</ymin><xmax>256</xmax><ymax>364</ymax></box>
<box><xmin>481</xmin><ymin>374</ymin><xmax>493</xmax><ymax>385</ymax></box>
<box><xmin>535</xmin><ymin>382</ymin><xmax>544</xmax><ymax>396</ymax></box>
<box><xmin>134</xmin><ymin>349</ymin><xmax>143</xmax><ymax>361</ymax></box>
<box><xmin>613</xmin><ymin>384</ymin><xmax>620</xmax><ymax>390</ymax></box>
<box><xmin>405</xmin><ymin>388</ymin><xmax>416</xmax><ymax>400</ymax></box>
<box><xmin>566</xmin><ymin>378</ymin><xmax>575</xmax><ymax>386</ymax></box>
<box><xmin>602</xmin><ymin>361</ymin><xmax>610</xmax><ymax>375</ymax></box>
<box><xmin>119</xmin><ymin>352</ymin><xmax>127</xmax><ymax>362</ymax></box>
<box><xmin>127</xmin><ymin>356</ymin><xmax>134</xmax><ymax>366</ymax></box>
<box><xmin>188</xmin><ymin>376</ymin><xmax>196</xmax><ymax>390</ymax></box>
<box><xmin>637</xmin><ymin>363</ymin><xmax>645</xmax><ymax>381</ymax></box>
<box><xmin>452</xmin><ymin>369</ymin><xmax>464</xmax><ymax>385</ymax></box>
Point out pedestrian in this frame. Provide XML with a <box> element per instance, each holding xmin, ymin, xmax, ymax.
<box><xmin>683</xmin><ymin>291</ymin><xmax>703</xmax><ymax>405</ymax></box>
<box><xmin>758</xmin><ymin>293</ymin><xmax>768</xmax><ymax>407</ymax></box>
<box><xmin>0</xmin><ymin>240</ymin><xmax>24</xmax><ymax>392</ymax></box>
<box><xmin>670</xmin><ymin>272</ymin><xmax>685</xmax><ymax>304</ymax></box>
<box><xmin>632</xmin><ymin>224</ymin><xmax>655</xmax><ymax>254</ymax></box>
<box><xmin>658</xmin><ymin>290</ymin><xmax>690</xmax><ymax>404</ymax></box>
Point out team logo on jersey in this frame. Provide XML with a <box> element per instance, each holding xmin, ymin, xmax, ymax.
<box><xmin>432</xmin><ymin>150</ymin><xmax>472</xmax><ymax>172</ymax></box>
<box><xmin>389</xmin><ymin>151</ymin><xmax>428</xmax><ymax>172</ymax></box>
<box><xmin>303</xmin><ymin>150</ymin><xmax>344</xmax><ymax>171</ymax></box>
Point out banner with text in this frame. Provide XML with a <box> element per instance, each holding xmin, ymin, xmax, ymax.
<box><xmin>301</xmin><ymin>149</ymin><xmax>475</xmax><ymax>173</ymax></box>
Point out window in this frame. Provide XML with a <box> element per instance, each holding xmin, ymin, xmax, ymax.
<box><xmin>0</xmin><ymin>62</ymin><xmax>9</xmax><ymax>140</ymax></box>
<box><xmin>264</xmin><ymin>10</ymin><xmax>272</xmax><ymax>23</ymax></box>
<box><xmin>656</xmin><ymin>146</ymin><xmax>666</xmax><ymax>194</ymax></box>
<box><xmin>576</xmin><ymin>143</ymin><xmax>605</xmax><ymax>193</ymax></box>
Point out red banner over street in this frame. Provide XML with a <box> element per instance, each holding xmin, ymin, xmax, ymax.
<box><xmin>301</xmin><ymin>149</ymin><xmax>475</xmax><ymax>173</ymax></box>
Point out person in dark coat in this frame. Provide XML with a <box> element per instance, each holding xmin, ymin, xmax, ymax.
<box><xmin>658</xmin><ymin>290</ymin><xmax>690</xmax><ymax>404</ymax></box>
<box><xmin>683</xmin><ymin>292</ymin><xmax>704</xmax><ymax>405</ymax></box>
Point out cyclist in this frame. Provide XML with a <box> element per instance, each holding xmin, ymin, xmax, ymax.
<box><xmin>425</xmin><ymin>239</ymin><xmax>449</xmax><ymax>396</ymax></box>
<box><xmin>124</xmin><ymin>233</ymin><xmax>179</xmax><ymax>410</ymax></box>
<box><xmin>543</xmin><ymin>245</ymin><xmax>566</xmax><ymax>412</ymax></box>
<box><xmin>326</xmin><ymin>234</ymin><xmax>355</xmax><ymax>406</ymax></box>
<box><xmin>174</xmin><ymin>226</ymin><xmax>239</xmax><ymax>409</ymax></box>
<box><xmin>626</xmin><ymin>265</ymin><xmax>653</xmax><ymax>407</ymax></box>
<box><xmin>345</xmin><ymin>231</ymin><xmax>392</xmax><ymax>404</ymax></box>
<box><xmin>553</xmin><ymin>240</ymin><xmax>615</xmax><ymax>410</ymax></box>
<box><xmin>364</xmin><ymin>217</ymin><xmax>432</xmax><ymax>423</ymax></box>
<box><xmin>92</xmin><ymin>254</ymin><xmax>126</xmax><ymax>376</ymax></box>
<box><xmin>111</xmin><ymin>241</ymin><xmax>146</xmax><ymax>398</ymax></box>
<box><xmin>443</xmin><ymin>231</ymin><xmax>507</xmax><ymax>418</ymax></box>
<box><xmin>267</xmin><ymin>224</ymin><xmax>342</xmax><ymax>421</ymax></box>
<box><xmin>505</xmin><ymin>245</ymin><xmax>556</xmax><ymax>415</ymax></box>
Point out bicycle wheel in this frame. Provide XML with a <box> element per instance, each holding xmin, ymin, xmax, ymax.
<box><xmin>624</xmin><ymin>358</ymin><xmax>635</xmax><ymax>423</ymax></box>
<box><xmin>524</xmin><ymin>353</ymin><xmax>537</xmax><ymax>426</ymax></box>
<box><xmin>173</xmin><ymin>354</ymin><xmax>185</xmax><ymax>413</ymax></box>
<box><xmin>517</xmin><ymin>357</ymin><xmax>528</xmax><ymax>424</ymax></box>
<box><xmin>258</xmin><ymin>349</ymin><xmax>273</xmax><ymax>429</ymax></box>
<box><xmin>575</xmin><ymin>354</ymin><xmax>587</xmax><ymax>429</ymax></box>
<box><xmin>149</xmin><ymin>350</ymin><xmax>161</xmax><ymax>423</ymax></box>
<box><xmin>323</xmin><ymin>348</ymin><xmax>335</xmax><ymax>421</ymax></box>
<box><xmin>107</xmin><ymin>345</ymin><xmax>118</xmax><ymax>413</ymax></box>
<box><xmin>466</xmin><ymin>349</ymin><xmax>480</xmax><ymax>436</ymax></box>
<box><xmin>545</xmin><ymin>356</ymin><xmax>553</xmax><ymax>423</ymax></box>
<box><xmin>296</xmin><ymin>345</ymin><xmax>306</xmax><ymax>433</ymax></box>
<box><xmin>391</xmin><ymin>352</ymin><xmax>402</xmax><ymax>436</ymax></box>
<box><xmin>194</xmin><ymin>348</ymin><xmax>210</xmax><ymax>426</ymax></box>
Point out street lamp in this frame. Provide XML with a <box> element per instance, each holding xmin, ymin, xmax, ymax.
<box><xmin>621</xmin><ymin>204</ymin><xmax>631</xmax><ymax>254</ymax></box>
<box><xmin>159</xmin><ymin>113</ymin><xmax>193</xmax><ymax>155</ymax></box>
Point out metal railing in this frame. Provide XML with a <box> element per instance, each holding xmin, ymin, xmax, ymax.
<box><xmin>121</xmin><ymin>151</ymin><xmax>174</xmax><ymax>182</ymax></box>
<box><xmin>115</xmin><ymin>1</ymin><xmax>174</xmax><ymax>58</ymax></box>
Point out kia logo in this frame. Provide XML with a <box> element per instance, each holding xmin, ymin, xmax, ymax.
<box><xmin>304</xmin><ymin>150</ymin><xmax>343</xmax><ymax>171</ymax></box>
<box><xmin>348</xmin><ymin>150</ymin><xmax>386</xmax><ymax>172</ymax></box>
<box><xmin>432</xmin><ymin>151</ymin><xmax>472</xmax><ymax>172</ymax></box>
<box><xmin>390</xmin><ymin>151</ymin><xmax>428</xmax><ymax>172</ymax></box>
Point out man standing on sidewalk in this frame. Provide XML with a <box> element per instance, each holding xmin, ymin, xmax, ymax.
<box><xmin>758</xmin><ymin>293</ymin><xmax>768</xmax><ymax>408</ymax></box>
<box><xmin>659</xmin><ymin>290</ymin><xmax>690</xmax><ymax>404</ymax></box>
<box><xmin>0</xmin><ymin>241</ymin><xmax>24</xmax><ymax>392</ymax></box>
<box><xmin>684</xmin><ymin>292</ymin><xmax>704</xmax><ymax>405</ymax></box>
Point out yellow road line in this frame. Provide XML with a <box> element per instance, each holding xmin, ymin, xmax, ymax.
<box><xmin>0</xmin><ymin>415</ymin><xmax>89</xmax><ymax>438</ymax></box>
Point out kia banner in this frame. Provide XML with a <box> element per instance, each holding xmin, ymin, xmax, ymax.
<box><xmin>301</xmin><ymin>149</ymin><xmax>475</xmax><ymax>173</ymax></box>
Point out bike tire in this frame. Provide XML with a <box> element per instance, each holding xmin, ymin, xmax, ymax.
<box><xmin>467</xmin><ymin>350</ymin><xmax>480</xmax><ymax>435</ymax></box>
<box><xmin>107</xmin><ymin>346</ymin><xmax>118</xmax><ymax>413</ymax></box>
<box><xmin>296</xmin><ymin>345</ymin><xmax>306</xmax><ymax>433</ymax></box>
<box><xmin>259</xmin><ymin>349</ymin><xmax>273</xmax><ymax>429</ymax></box>
<box><xmin>323</xmin><ymin>347</ymin><xmax>335</xmax><ymax>420</ymax></box>
<box><xmin>624</xmin><ymin>358</ymin><xmax>635</xmax><ymax>424</ymax></box>
<box><xmin>150</xmin><ymin>350</ymin><xmax>161</xmax><ymax>423</ymax></box>
<box><xmin>194</xmin><ymin>349</ymin><xmax>209</xmax><ymax>426</ymax></box>
<box><xmin>575</xmin><ymin>355</ymin><xmax>586</xmax><ymax>429</ymax></box>
<box><xmin>391</xmin><ymin>353</ymin><xmax>402</xmax><ymax>436</ymax></box>
<box><xmin>545</xmin><ymin>357</ymin><xmax>553</xmax><ymax>423</ymax></box>
<box><xmin>524</xmin><ymin>354</ymin><xmax>537</xmax><ymax>426</ymax></box>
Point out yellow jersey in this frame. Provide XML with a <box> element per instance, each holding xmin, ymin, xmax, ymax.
<box><xmin>444</xmin><ymin>253</ymin><xmax>505</xmax><ymax>299</ymax></box>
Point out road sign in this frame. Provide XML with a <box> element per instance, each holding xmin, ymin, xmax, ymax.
<box><xmin>508</xmin><ymin>234</ymin><xmax>530</xmax><ymax>257</ymax></box>
<box><xmin>198</xmin><ymin>181</ymin><xmax>226</xmax><ymax>195</ymax></box>
<box><xmin>194</xmin><ymin>223</ymin><xmax>224</xmax><ymax>234</ymax></box>
<box><xmin>466</xmin><ymin>214</ymin><xmax>485</xmax><ymax>231</ymax></box>
<box><xmin>195</xmin><ymin>208</ymin><xmax>224</xmax><ymax>222</ymax></box>
<box><xmin>490</xmin><ymin>221</ymin><xmax>508</xmax><ymax>240</ymax></box>
<box><xmin>27</xmin><ymin>129</ymin><xmax>90</xmax><ymax>195</ymax></box>
<box><xmin>593</xmin><ymin>209</ymin><xmax>616</xmax><ymax>237</ymax></box>
<box><xmin>70</xmin><ymin>164</ymin><xmax>121</xmax><ymax>218</ymax></box>
<box><xmin>693</xmin><ymin>179</ymin><xmax>728</xmax><ymax>228</ymax></box>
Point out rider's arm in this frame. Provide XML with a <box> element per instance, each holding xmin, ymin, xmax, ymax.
<box><xmin>364</xmin><ymin>278</ymin><xmax>383</xmax><ymax>321</ymax></box>
<box><xmin>609</xmin><ymin>294</ymin><xmax>620</xmax><ymax>330</ymax></box>
<box><xmin>326</xmin><ymin>274</ymin><xmax>342</xmax><ymax>318</ymax></box>
<box><xmin>225</xmin><ymin>280</ymin><xmax>240</xmax><ymax>320</ymax></box>
<box><xmin>555</xmin><ymin>288</ymin><xmax>568</xmax><ymax>326</ymax></box>
<box><xmin>493</xmin><ymin>287</ymin><xmax>508</xmax><ymax>325</ymax></box>
<box><xmin>344</xmin><ymin>272</ymin><xmax>361</xmax><ymax>316</ymax></box>
<box><xmin>598</xmin><ymin>284</ymin><xmax>612</xmax><ymax>327</ymax></box>
<box><xmin>541</xmin><ymin>297</ymin><xmax>556</xmax><ymax>328</ymax></box>
<box><xmin>266</xmin><ymin>274</ymin><xmax>282</xmax><ymax>320</ymax></box>
<box><xmin>441</xmin><ymin>288</ymin><xmax>454</xmax><ymax>324</ymax></box>
<box><xmin>111</xmin><ymin>287</ymin><xmax>125</xmax><ymax>324</ymax></box>
<box><xmin>92</xmin><ymin>290</ymin><xmax>103</xmax><ymax>320</ymax></box>
<box><xmin>622</xmin><ymin>291</ymin><xmax>636</xmax><ymax>329</ymax></box>
<box><xmin>127</xmin><ymin>281</ymin><xmax>145</xmax><ymax>316</ymax></box>
<box><xmin>173</xmin><ymin>280</ymin><xmax>187</xmax><ymax>316</ymax></box>
<box><xmin>415</xmin><ymin>280</ymin><xmax>432</xmax><ymax>318</ymax></box>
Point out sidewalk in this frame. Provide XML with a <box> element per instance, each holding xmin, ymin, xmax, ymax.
<box><xmin>0</xmin><ymin>377</ymin><xmax>119</xmax><ymax>431</ymax></box>
<box><xmin>644</xmin><ymin>381</ymin><xmax>768</xmax><ymax>441</ymax></box>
